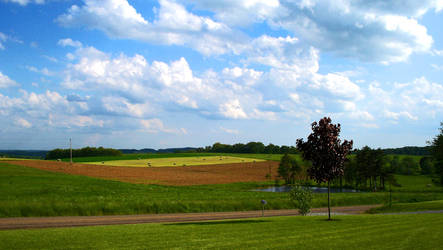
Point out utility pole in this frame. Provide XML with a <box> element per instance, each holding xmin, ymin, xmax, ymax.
<box><xmin>70</xmin><ymin>138</ymin><xmax>72</xmax><ymax>164</ymax></box>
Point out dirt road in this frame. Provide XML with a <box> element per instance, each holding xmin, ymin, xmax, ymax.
<box><xmin>0</xmin><ymin>205</ymin><xmax>379</xmax><ymax>230</ymax></box>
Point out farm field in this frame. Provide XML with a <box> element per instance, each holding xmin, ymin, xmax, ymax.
<box><xmin>0</xmin><ymin>157</ymin><xmax>30</xmax><ymax>161</ymax></box>
<box><xmin>1</xmin><ymin>213</ymin><xmax>442</xmax><ymax>249</ymax></box>
<box><xmin>63</xmin><ymin>153</ymin><xmax>295</xmax><ymax>163</ymax></box>
<box><xmin>3</xmin><ymin>159</ymin><xmax>278</xmax><ymax>185</ymax></box>
<box><xmin>1</xmin><ymin>161</ymin><xmax>442</xmax><ymax>217</ymax></box>
<box><xmin>86</xmin><ymin>156</ymin><xmax>265</xmax><ymax>167</ymax></box>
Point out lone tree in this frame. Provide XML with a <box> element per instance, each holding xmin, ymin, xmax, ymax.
<box><xmin>278</xmin><ymin>154</ymin><xmax>302</xmax><ymax>184</ymax></box>
<box><xmin>296</xmin><ymin>117</ymin><xmax>353</xmax><ymax>220</ymax></box>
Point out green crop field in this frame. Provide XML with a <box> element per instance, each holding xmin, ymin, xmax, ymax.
<box><xmin>1</xmin><ymin>213</ymin><xmax>442</xmax><ymax>249</ymax></box>
<box><xmin>64</xmin><ymin>153</ymin><xmax>299</xmax><ymax>163</ymax></box>
<box><xmin>66</xmin><ymin>152</ymin><xmax>423</xmax><ymax>167</ymax></box>
<box><xmin>0</xmin><ymin>157</ymin><xmax>30</xmax><ymax>161</ymax></box>
<box><xmin>1</xmin><ymin>162</ymin><xmax>442</xmax><ymax>217</ymax></box>
<box><xmin>86</xmin><ymin>156</ymin><xmax>265</xmax><ymax>167</ymax></box>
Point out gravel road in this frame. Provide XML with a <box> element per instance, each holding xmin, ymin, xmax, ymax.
<box><xmin>0</xmin><ymin>205</ymin><xmax>379</xmax><ymax>230</ymax></box>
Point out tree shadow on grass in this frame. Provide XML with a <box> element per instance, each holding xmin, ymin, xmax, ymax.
<box><xmin>320</xmin><ymin>218</ymin><xmax>343</xmax><ymax>222</ymax></box>
<box><xmin>165</xmin><ymin>219</ymin><xmax>269</xmax><ymax>226</ymax></box>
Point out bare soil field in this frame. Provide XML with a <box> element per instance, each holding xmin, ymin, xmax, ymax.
<box><xmin>4</xmin><ymin>160</ymin><xmax>279</xmax><ymax>186</ymax></box>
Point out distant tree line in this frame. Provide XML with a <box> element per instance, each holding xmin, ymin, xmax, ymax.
<box><xmin>343</xmin><ymin>146</ymin><xmax>437</xmax><ymax>191</ymax></box>
<box><xmin>195</xmin><ymin>142</ymin><xmax>298</xmax><ymax>154</ymax></box>
<box><xmin>0</xmin><ymin>150</ymin><xmax>48</xmax><ymax>159</ymax></box>
<box><xmin>45</xmin><ymin>147</ymin><xmax>122</xmax><ymax>160</ymax></box>
<box><xmin>381</xmin><ymin>146</ymin><xmax>432</xmax><ymax>156</ymax></box>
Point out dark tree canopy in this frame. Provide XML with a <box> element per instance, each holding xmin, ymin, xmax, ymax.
<box><xmin>200</xmin><ymin>142</ymin><xmax>298</xmax><ymax>154</ymax></box>
<box><xmin>278</xmin><ymin>154</ymin><xmax>302</xmax><ymax>184</ymax></box>
<box><xmin>296</xmin><ymin>117</ymin><xmax>353</xmax><ymax>183</ymax></box>
<box><xmin>45</xmin><ymin>147</ymin><xmax>121</xmax><ymax>160</ymax></box>
<box><xmin>429</xmin><ymin>122</ymin><xmax>443</xmax><ymax>184</ymax></box>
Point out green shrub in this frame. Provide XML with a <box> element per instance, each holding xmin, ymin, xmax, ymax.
<box><xmin>289</xmin><ymin>185</ymin><xmax>313</xmax><ymax>215</ymax></box>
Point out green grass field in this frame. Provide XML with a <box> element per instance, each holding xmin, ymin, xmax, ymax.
<box><xmin>0</xmin><ymin>157</ymin><xmax>30</xmax><ymax>161</ymax></box>
<box><xmin>1</xmin><ymin>162</ymin><xmax>442</xmax><ymax>217</ymax></box>
<box><xmin>86</xmin><ymin>156</ymin><xmax>264</xmax><ymax>167</ymax></box>
<box><xmin>64</xmin><ymin>153</ymin><xmax>298</xmax><ymax>163</ymax></box>
<box><xmin>392</xmin><ymin>174</ymin><xmax>441</xmax><ymax>192</ymax></box>
<box><xmin>369</xmin><ymin>199</ymin><xmax>443</xmax><ymax>213</ymax></box>
<box><xmin>1</xmin><ymin>214</ymin><xmax>442</xmax><ymax>249</ymax></box>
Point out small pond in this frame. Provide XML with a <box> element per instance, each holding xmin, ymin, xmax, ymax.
<box><xmin>254</xmin><ymin>186</ymin><xmax>360</xmax><ymax>193</ymax></box>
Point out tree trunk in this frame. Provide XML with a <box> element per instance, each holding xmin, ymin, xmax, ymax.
<box><xmin>389</xmin><ymin>183</ymin><xmax>392</xmax><ymax>208</ymax></box>
<box><xmin>340</xmin><ymin>176</ymin><xmax>343</xmax><ymax>192</ymax></box>
<box><xmin>374</xmin><ymin>176</ymin><xmax>377</xmax><ymax>191</ymax></box>
<box><xmin>328</xmin><ymin>180</ymin><xmax>331</xmax><ymax>220</ymax></box>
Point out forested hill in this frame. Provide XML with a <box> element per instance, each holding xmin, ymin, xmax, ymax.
<box><xmin>0</xmin><ymin>146</ymin><xmax>431</xmax><ymax>159</ymax></box>
<box><xmin>119</xmin><ymin>147</ymin><xmax>197</xmax><ymax>154</ymax></box>
<box><xmin>381</xmin><ymin>146</ymin><xmax>431</xmax><ymax>155</ymax></box>
<box><xmin>0</xmin><ymin>150</ymin><xmax>48</xmax><ymax>159</ymax></box>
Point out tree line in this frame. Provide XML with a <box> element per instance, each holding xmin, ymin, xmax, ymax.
<box><xmin>277</xmin><ymin>118</ymin><xmax>443</xmax><ymax>220</ymax></box>
<box><xmin>195</xmin><ymin>142</ymin><xmax>298</xmax><ymax>154</ymax></box>
<box><xmin>382</xmin><ymin>146</ymin><xmax>431</xmax><ymax>156</ymax></box>
<box><xmin>45</xmin><ymin>147</ymin><xmax>122</xmax><ymax>160</ymax></box>
<box><xmin>278</xmin><ymin>146</ymin><xmax>438</xmax><ymax>191</ymax></box>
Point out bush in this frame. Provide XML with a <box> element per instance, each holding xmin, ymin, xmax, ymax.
<box><xmin>289</xmin><ymin>185</ymin><xmax>313</xmax><ymax>216</ymax></box>
<box><xmin>399</xmin><ymin>157</ymin><xmax>421</xmax><ymax>175</ymax></box>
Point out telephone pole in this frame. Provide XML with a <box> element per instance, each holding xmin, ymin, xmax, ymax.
<box><xmin>70</xmin><ymin>138</ymin><xmax>72</xmax><ymax>164</ymax></box>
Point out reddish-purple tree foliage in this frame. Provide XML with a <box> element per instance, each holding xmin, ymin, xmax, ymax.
<box><xmin>296</xmin><ymin>117</ymin><xmax>353</xmax><ymax>220</ymax></box>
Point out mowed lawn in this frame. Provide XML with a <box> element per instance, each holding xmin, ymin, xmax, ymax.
<box><xmin>369</xmin><ymin>199</ymin><xmax>443</xmax><ymax>213</ymax></box>
<box><xmin>85</xmin><ymin>156</ymin><xmax>265</xmax><ymax>167</ymax></box>
<box><xmin>0</xmin><ymin>214</ymin><xmax>442</xmax><ymax>249</ymax></box>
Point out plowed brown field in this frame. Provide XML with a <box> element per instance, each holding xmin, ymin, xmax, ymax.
<box><xmin>5</xmin><ymin>160</ymin><xmax>279</xmax><ymax>185</ymax></box>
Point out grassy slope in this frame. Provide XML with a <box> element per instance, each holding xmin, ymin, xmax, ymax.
<box><xmin>1</xmin><ymin>214</ymin><xmax>442</xmax><ymax>249</ymax></box>
<box><xmin>369</xmin><ymin>200</ymin><xmax>443</xmax><ymax>213</ymax></box>
<box><xmin>393</xmin><ymin>174</ymin><xmax>441</xmax><ymax>192</ymax></box>
<box><xmin>86</xmin><ymin>156</ymin><xmax>265</xmax><ymax>167</ymax></box>
<box><xmin>1</xmin><ymin>162</ymin><xmax>442</xmax><ymax>217</ymax></box>
<box><xmin>67</xmin><ymin>152</ymin><xmax>422</xmax><ymax>167</ymax></box>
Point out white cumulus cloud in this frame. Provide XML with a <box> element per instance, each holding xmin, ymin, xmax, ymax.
<box><xmin>58</xmin><ymin>38</ymin><xmax>83</xmax><ymax>48</ymax></box>
<box><xmin>14</xmin><ymin>118</ymin><xmax>32</xmax><ymax>128</ymax></box>
<box><xmin>57</xmin><ymin>0</ymin><xmax>245</xmax><ymax>56</ymax></box>
<box><xmin>2</xmin><ymin>0</ymin><xmax>44</xmax><ymax>6</ymax></box>
<box><xmin>140</xmin><ymin>118</ymin><xmax>185</xmax><ymax>134</ymax></box>
<box><xmin>0</xmin><ymin>71</ymin><xmax>19</xmax><ymax>88</ymax></box>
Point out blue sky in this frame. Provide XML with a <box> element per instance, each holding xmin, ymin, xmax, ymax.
<box><xmin>0</xmin><ymin>0</ymin><xmax>442</xmax><ymax>150</ymax></box>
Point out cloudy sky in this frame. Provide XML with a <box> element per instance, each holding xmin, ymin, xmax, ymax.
<box><xmin>1</xmin><ymin>0</ymin><xmax>442</xmax><ymax>150</ymax></box>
